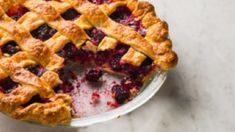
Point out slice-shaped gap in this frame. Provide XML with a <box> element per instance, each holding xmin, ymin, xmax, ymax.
<box><xmin>22</xmin><ymin>94</ymin><xmax>51</xmax><ymax>107</ymax></box>
<box><xmin>0</xmin><ymin>77</ymin><xmax>19</xmax><ymax>94</ymax></box>
<box><xmin>54</xmin><ymin>50</ymin><xmax>155</xmax><ymax>116</ymax></box>
<box><xmin>61</xmin><ymin>8</ymin><xmax>81</xmax><ymax>21</ymax></box>
<box><xmin>110</xmin><ymin>6</ymin><xmax>147</xmax><ymax>36</ymax></box>
<box><xmin>31</xmin><ymin>24</ymin><xmax>57</xmax><ymax>41</ymax></box>
<box><xmin>6</xmin><ymin>4</ymin><xmax>29</xmax><ymax>21</ymax></box>
<box><xmin>85</xmin><ymin>28</ymin><xmax>106</xmax><ymax>45</ymax></box>
<box><xmin>1</xmin><ymin>41</ymin><xmax>21</xmax><ymax>55</ymax></box>
<box><xmin>25</xmin><ymin>65</ymin><xmax>46</xmax><ymax>77</ymax></box>
<box><xmin>88</xmin><ymin>0</ymin><xmax>112</xmax><ymax>5</ymax></box>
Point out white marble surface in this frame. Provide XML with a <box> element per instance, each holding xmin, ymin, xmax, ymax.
<box><xmin>1</xmin><ymin>0</ymin><xmax>235</xmax><ymax>131</ymax></box>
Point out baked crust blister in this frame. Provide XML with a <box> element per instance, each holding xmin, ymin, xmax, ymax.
<box><xmin>0</xmin><ymin>0</ymin><xmax>178</xmax><ymax>126</ymax></box>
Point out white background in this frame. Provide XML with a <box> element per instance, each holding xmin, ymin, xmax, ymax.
<box><xmin>0</xmin><ymin>0</ymin><xmax>235</xmax><ymax>131</ymax></box>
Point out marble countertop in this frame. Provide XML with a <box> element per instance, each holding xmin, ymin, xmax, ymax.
<box><xmin>0</xmin><ymin>0</ymin><xmax>235</xmax><ymax>132</ymax></box>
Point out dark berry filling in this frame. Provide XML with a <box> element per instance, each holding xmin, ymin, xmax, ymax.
<box><xmin>0</xmin><ymin>77</ymin><xmax>19</xmax><ymax>94</ymax></box>
<box><xmin>31</xmin><ymin>24</ymin><xmax>57</xmax><ymax>41</ymax></box>
<box><xmin>58</xmin><ymin>42</ymin><xmax>78</xmax><ymax>60</ymax></box>
<box><xmin>22</xmin><ymin>95</ymin><xmax>50</xmax><ymax>107</ymax></box>
<box><xmin>26</xmin><ymin>65</ymin><xmax>46</xmax><ymax>77</ymax></box>
<box><xmin>109</xmin><ymin>55</ymin><xmax>122</xmax><ymax>71</ymax></box>
<box><xmin>141</xmin><ymin>57</ymin><xmax>153</xmax><ymax>67</ymax></box>
<box><xmin>61</xmin><ymin>8</ymin><xmax>81</xmax><ymax>21</ymax></box>
<box><xmin>110</xmin><ymin>6</ymin><xmax>146</xmax><ymax>36</ymax></box>
<box><xmin>58</xmin><ymin>43</ymin><xmax>94</xmax><ymax>63</ymax></box>
<box><xmin>111</xmin><ymin>84</ymin><xmax>130</xmax><ymax>104</ymax></box>
<box><xmin>85</xmin><ymin>68</ymin><xmax>103</xmax><ymax>82</ymax></box>
<box><xmin>85</xmin><ymin>28</ymin><xmax>106</xmax><ymax>45</ymax></box>
<box><xmin>95</xmin><ymin>50</ymin><xmax>111</xmax><ymax>65</ymax></box>
<box><xmin>89</xmin><ymin>0</ymin><xmax>112</xmax><ymax>5</ymax></box>
<box><xmin>7</xmin><ymin>4</ymin><xmax>29</xmax><ymax>21</ymax></box>
<box><xmin>110</xmin><ymin>6</ymin><xmax>132</xmax><ymax>22</ymax></box>
<box><xmin>75</xmin><ymin>49</ymin><xmax>94</xmax><ymax>64</ymax></box>
<box><xmin>1</xmin><ymin>41</ymin><xmax>21</xmax><ymax>55</ymax></box>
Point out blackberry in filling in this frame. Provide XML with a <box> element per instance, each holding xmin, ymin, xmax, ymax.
<box><xmin>110</xmin><ymin>6</ymin><xmax>132</xmax><ymax>22</ymax></box>
<box><xmin>86</xmin><ymin>28</ymin><xmax>106</xmax><ymax>45</ymax></box>
<box><xmin>58</xmin><ymin>43</ymin><xmax>78</xmax><ymax>60</ymax></box>
<box><xmin>1</xmin><ymin>41</ymin><xmax>21</xmax><ymax>55</ymax></box>
<box><xmin>110</xmin><ymin>6</ymin><xmax>146</xmax><ymax>36</ymax></box>
<box><xmin>75</xmin><ymin>49</ymin><xmax>94</xmax><ymax>64</ymax></box>
<box><xmin>111</xmin><ymin>84</ymin><xmax>130</xmax><ymax>104</ymax></box>
<box><xmin>26</xmin><ymin>65</ymin><xmax>46</xmax><ymax>77</ymax></box>
<box><xmin>7</xmin><ymin>4</ymin><xmax>29</xmax><ymax>21</ymax></box>
<box><xmin>31</xmin><ymin>24</ymin><xmax>57</xmax><ymax>41</ymax></box>
<box><xmin>85</xmin><ymin>68</ymin><xmax>103</xmax><ymax>82</ymax></box>
<box><xmin>61</xmin><ymin>9</ymin><xmax>81</xmax><ymax>21</ymax></box>
<box><xmin>95</xmin><ymin>50</ymin><xmax>111</xmax><ymax>65</ymax></box>
<box><xmin>0</xmin><ymin>77</ymin><xmax>19</xmax><ymax>94</ymax></box>
<box><xmin>108</xmin><ymin>44</ymin><xmax>129</xmax><ymax>71</ymax></box>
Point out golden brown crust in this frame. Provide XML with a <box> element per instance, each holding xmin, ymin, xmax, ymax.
<box><xmin>0</xmin><ymin>0</ymin><xmax>178</xmax><ymax>126</ymax></box>
<box><xmin>68</xmin><ymin>0</ymin><xmax>178</xmax><ymax>70</ymax></box>
<box><xmin>0</xmin><ymin>3</ymin><xmax>72</xmax><ymax>126</ymax></box>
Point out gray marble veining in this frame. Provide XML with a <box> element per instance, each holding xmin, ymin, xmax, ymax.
<box><xmin>0</xmin><ymin>0</ymin><xmax>235</xmax><ymax>131</ymax></box>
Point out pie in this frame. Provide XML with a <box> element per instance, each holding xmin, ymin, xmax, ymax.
<box><xmin>0</xmin><ymin>0</ymin><xmax>178</xmax><ymax>126</ymax></box>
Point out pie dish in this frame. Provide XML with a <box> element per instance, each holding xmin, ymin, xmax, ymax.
<box><xmin>0</xmin><ymin>0</ymin><xmax>178</xmax><ymax>126</ymax></box>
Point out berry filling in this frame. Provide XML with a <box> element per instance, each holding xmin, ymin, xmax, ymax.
<box><xmin>58</xmin><ymin>42</ymin><xmax>78</xmax><ymax>60</ymax></box>
<box><xmin>58</xmin><ymin>43</ymin><xmax>94</xmax><ymax>63</ymax></box>
<box><xmin>22</xmin><ymin>95</ymin><xmax>50</xmax><ymax>107</ymax></box>
<box><xmin>111</xmin><ymin>84</ymin><xmax>130</xmax><ymax>104</ymax></box>
<box><xmin>0</xmin><ymin>77</ymin><xmax>19</xmax><ymax>94</ymax></box>
<box><xmin>1</xmin><ymin>41</ymin><xmax>21</xmax><ymax>55</ymax></box>
<box><xmin>85</xmin><ymin>28</ymin><xmax>106</xmax><ymax>45</ymax></box>
<box><xmin>89</xmin><ymin>0</ymin><xmax>112</xmax><ymax>5</ymax></box>
<box><xmin>75</xmin><ymin>49</ymin><xmax>94</xmax><ymax>64</ymax></box>
<box><xmin>31</xmin><ymin>24</ymin><xmax>57</xmax><ymax>41</ymax></box>
<box><xmin>61</xmin><ymin>8</ymin><xmax>81</xmax><ymax>21</ymax></box>
<box><xmin>26</xmin><ymin>65</ymin><xmax>46</xmax><ymax>77</ymax></box>
<box><xmin>110</xmin><ymin>6</ymin><xmax>146</xmax><ymax>36</ymax></box>
<box><xmin>7</xmin><ymin>4</ymin><xmax>29</xmax><ymax>21</ymax></box>
<box><xmin>85</xmin><ymin>68</ymin><xmax>103</xmax><ymax>82</ymax></box>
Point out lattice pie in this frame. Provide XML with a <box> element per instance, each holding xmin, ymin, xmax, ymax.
<box><xmin>0</xmin><ymin>0</ymin><xmax>177</xmax><ymax>126</ymax></box>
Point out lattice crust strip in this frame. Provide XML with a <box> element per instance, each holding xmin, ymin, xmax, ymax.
<box><xmin>0</xmin><ymin>0</ymin><xmax>178</xmax><ymax>125</ymax></box>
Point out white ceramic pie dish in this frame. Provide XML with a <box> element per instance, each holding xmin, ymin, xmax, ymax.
<box><xmin>61</xmin><ymin>71</ymin><xmax>167</xmax><ymax>127</ymax></box>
